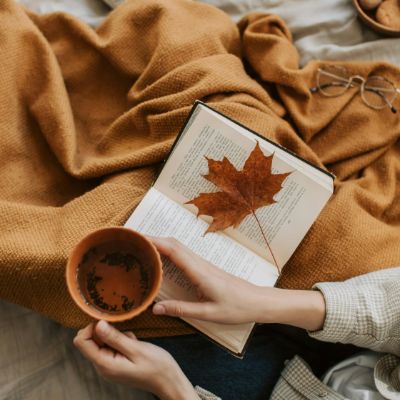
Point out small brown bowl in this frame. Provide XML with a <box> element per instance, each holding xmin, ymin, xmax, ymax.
<box><xmin>353</xmin><ymin>0</ymin><xmax>400</xmax><ymax>37</ymax></box>
<box><xmin>66</xmin><ymin>227</ymin><xmax>162</xmax><ymax>323</ymax></box>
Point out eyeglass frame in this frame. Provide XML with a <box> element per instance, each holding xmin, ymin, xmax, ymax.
<box><xmin>310</xmin><ymin>67</ymin><xmax>400</xmax><ymax>114</ymax></box>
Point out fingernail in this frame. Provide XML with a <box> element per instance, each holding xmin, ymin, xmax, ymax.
<box><xmin>153</xmin><ymin>304</ymin><xmax>165</xmax><ymax>315</ymax></box>
<box><xmin>96</xmin><ymin>320</ymin><xmax>110</xmax><ymax>336</ymax></box>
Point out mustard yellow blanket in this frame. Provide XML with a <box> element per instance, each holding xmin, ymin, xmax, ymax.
<box><xmin>0</xmin><ymin>0</ymin><xmax>399</xmax><ymax>336</ymax></box>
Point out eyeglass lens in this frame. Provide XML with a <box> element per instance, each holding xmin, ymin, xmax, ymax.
<box><xmin>362</xmin><ymin>76</ymin><xmax>397</xmax><ymax>109</ymax></box>
<box><xmin>317</xmin><ymin>66</ymin><xmax>349</xmax><ymax>97</ymax></box>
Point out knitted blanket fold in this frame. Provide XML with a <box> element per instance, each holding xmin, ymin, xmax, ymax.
<box><xmin>0</xmin><ymin>0</ymin><xmax>399</xmax><ymax>336</ymax></box>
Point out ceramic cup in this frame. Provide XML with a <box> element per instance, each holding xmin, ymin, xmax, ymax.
<box><xmin>66</xmin><ymin>227</ymin><xmax>162</xmax><ymax>323</ymax></box>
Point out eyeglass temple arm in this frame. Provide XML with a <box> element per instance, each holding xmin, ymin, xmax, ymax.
<box><xmin>317</xmin><ymin>69</ymin><xmax>349</xmax><ymax>83</ymax></box>
<box><xmin>310</xmin><ymin>82</ymin><xmax>348</xmax><ymax>93</ymax></box>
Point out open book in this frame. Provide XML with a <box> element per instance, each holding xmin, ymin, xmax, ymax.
<box><xmin>125</xmin><ymin>101</ymin><xmax>334</xmax><ymax>356</ymax></box>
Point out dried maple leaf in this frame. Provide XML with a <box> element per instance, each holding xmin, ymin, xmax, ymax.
<box><xmin>186</xmin><ymin>142</ymin><xmax>292</xmax><ymax>271</ymax></box>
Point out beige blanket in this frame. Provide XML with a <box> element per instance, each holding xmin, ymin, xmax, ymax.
<box><xmin>0</xmin><ymin>0</ymin><xmax>399</xmax><ymax>337</ymax></box>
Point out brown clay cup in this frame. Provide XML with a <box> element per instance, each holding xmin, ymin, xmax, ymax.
<box><xmin>66</xmin><ymin>227</ymin><xmax>162</xmax><ymax>323</ymax></box>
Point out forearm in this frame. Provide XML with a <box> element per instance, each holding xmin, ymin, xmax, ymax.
<box><xmin>253</xmin><ymin>287</ymin><xmax>326</xmax><ymax>331</ymax></box>
<box><xmin>251</xmin><ymin>268</ymin><xmax>400</xmax><ymax>357</ymax></box>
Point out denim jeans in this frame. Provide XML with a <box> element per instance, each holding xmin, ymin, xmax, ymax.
<box><xmin>147</xmin><ymin>324</ymin><xmax>358</xmax><ymax>400</ymax></box>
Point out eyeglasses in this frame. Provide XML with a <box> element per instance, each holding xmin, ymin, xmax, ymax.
<box><xmin>310</xmin><ymin>66</ymin><xmax>400</xmax><ymax>113</ymax></box>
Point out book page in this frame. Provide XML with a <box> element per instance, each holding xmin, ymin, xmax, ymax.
<box><xmin>125</xmin><ymin>188</ymin><xmax>278</xmax><ymax>354</ymax></box>
<box><xmin>154</xmin><ymin>104</ymin><xmax>333</xmax><ymax>267</ymax></box>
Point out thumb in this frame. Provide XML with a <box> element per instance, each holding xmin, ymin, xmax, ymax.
<box><xmin>153</xmin><ymin>300</ymin><xmax>211</xmax><ymax>320</ymax></box>
<box><xmin>95</xmin><ymin>320</ymin><xmax>136</xmax><ymax>355</ymax></box>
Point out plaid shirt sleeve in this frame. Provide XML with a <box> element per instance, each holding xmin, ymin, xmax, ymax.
<box><xmin>270</xmin><ymin>356</ymin><xmax>348</xmax><ymax>400</ymax></box>
<box><xmin>309</xmin><ymin>267</ymin><xmax>400</xmax><ymax>356</ymax></box>
<box><xmin>195</xmin><ymin>386</ymin><xmax>221</xmax><ymax>400</ymax></box>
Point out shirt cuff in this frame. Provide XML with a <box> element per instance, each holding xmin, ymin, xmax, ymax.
<box><xmin>195</xmin><ymin>386</ymin><xmax>222</xmax><ymax>400</ymax></box>
<box><xmin>308</xmin><ymin>281</ymin><xmax>358</xmax><ymax>343</ymax></box>
<box><xmin>271</xmin><ymin>355</ymin><xmax>346</xmax><ymax>400</ymax></box>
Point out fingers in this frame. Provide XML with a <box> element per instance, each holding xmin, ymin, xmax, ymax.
<box><xmin>150</xmin><ymin>237</ymin><xmax>213</xmax><ymax>280</ymax></box>
<box><xmin>75</xmin><ymin>322</ymin><xmax>95</xmax><ymax>341</ymax></box>
<box><xmin>124</xmin><ymin>331</ymin><xmax>136</xmax><ymax>340</ymax></box>
<box><xmin>153</xmin><ymin>299</ymin><xmax>213</xmax><ymax>320</ymax></box>
<box><xmin>74</xmin><ymin>323</ymin><xmax>103</xmax><ymax>362</ymax></box>
<box><xmin>94</xmin><ymin>321</ymin><xmax>138</xmax><ymax>357</ymax></box>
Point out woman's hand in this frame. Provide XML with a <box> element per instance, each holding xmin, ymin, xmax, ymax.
<box><xmin>151</xmin><ymin>237</ymin><xmax>326</xmax><ymax>331</ymax></box>
<box><xmin>151</xmin><ymin>237</ymin><xmax>269</xmax><ymax>324</ymax></box>
<box><xmin>73</xmin><ymin>321</ymin><xmax>199</xmax><ymax>400</ymax></box>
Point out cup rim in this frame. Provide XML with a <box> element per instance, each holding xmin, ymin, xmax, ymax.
<box><xmin>66</xmin><ymin>227</ymin><xmax>163</xmax><ymax>323</ymax></box>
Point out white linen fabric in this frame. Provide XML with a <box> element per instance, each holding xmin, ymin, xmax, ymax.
<box><xmin>322</xmin><ymin>351</ymin><xmax>386</xmax><ymax>400</ymax></box>
<box><xmin>196</xmin><ymin>0</ymin><xmax>400</xmax><ymax>66</ymax></box>
<box><xmin>19</xmin><ymin>0</ymin><xmax>400</xmax><ymax>66</ymax></box>
<box><xmin>17</xmin><ymin>0</ymin><xmax>110</xmax><ymax>27</ymax></box>
<box><xmin>5</xmin><ymin>1</ymin><xmax>400</xmax><ymax>399</ymax></box>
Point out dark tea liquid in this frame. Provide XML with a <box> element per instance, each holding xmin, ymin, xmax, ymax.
<box><xmin>77</xmin><ymin>241</ymin><xmax>152</xmax><ymax>314</ymax></box>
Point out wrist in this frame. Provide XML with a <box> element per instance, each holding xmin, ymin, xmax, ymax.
<box><xmin>157</xmin><ymin>370</ymin><xmax>200</xmax><ymax>400</ymax></box>
<box><xmin>254</xmin><ymin>287</ymin><xmax>326</xmax><ymax>331</ymax></box>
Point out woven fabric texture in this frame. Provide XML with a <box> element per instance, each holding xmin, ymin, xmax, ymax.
<box><xmin>0</xmin><ymin>0</ymin><xmax>399</xmax><ymax>336</ymax></box>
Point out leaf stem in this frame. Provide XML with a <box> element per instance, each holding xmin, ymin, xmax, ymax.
<box><xmin>251</xmin><ymin>211</ymin><xmax>280</xmax><ymax>274</ymax></box>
